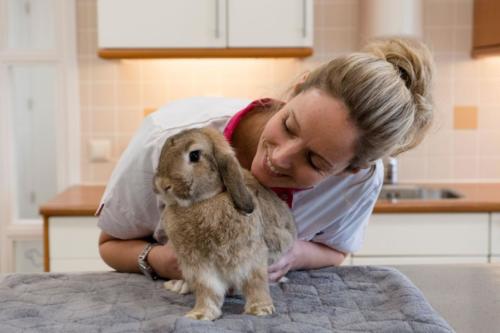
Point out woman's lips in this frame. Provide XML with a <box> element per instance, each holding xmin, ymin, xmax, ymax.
<box><xmin>264</xmin><ymin>152</ymin><xmax>285</xmax><ymax>177</ymax></box>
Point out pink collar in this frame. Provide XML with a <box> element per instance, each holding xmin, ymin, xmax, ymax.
<box><xmin>223</xmin><ymin>99</ymin><xmax>302</xmax><ymax>208</ymax></box>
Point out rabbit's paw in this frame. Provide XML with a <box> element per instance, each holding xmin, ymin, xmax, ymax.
<box><xmin>164</xmin><ymin>279</ymin><xmax>191</xmax><ymax>294</ymax></box>
<box><xmin>185</xmin><ymin>307</ymin><xmax>221</xmax><ymax>321</ymax></box>
<box><xmin>244</xmin><ymin>302</ymin><xmax>275</xmax><ymax>316</ymax></box>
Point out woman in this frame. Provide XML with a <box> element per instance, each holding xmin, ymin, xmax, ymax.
<box><xmin>97</xmin><ymin>38</ymin><xmax>434</xmax><ymax>282</ymax></box>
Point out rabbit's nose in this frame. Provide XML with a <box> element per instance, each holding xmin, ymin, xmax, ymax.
<box><xmin>163</xmin><ymin>185</ymin><xmax>171</xmax><ymax>192</ymax></box>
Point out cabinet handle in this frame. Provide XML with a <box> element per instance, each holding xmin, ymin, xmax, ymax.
<box><xmin>302</xmin><ymin>0</ymin><xmax>307</xmax><ymax>38</ymax></box>
<box><xmin>215</xmin><ymin>0</ymin><xmax>220</xmax><ymax>39</ymax></box>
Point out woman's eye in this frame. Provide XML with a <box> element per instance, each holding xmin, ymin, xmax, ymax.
<box><xmin>189</xmin><ymin>150</ymin><xmax>201</xmax><ymax>163</ymax></box>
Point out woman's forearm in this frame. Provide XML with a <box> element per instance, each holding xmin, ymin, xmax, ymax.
<box><xmin>98</xmin><ymin>233</ymin><xmax>149</xmax><ymax>274</ymax></box>
<box><xmin>98</xmin><ymin>231</ymin><xmax>182</xmax><ymax>279</ymax></box>
<box><xmin>292</xmin><ymin>240</ymin><xmax>346</xmax><ymax>270</ymax></box>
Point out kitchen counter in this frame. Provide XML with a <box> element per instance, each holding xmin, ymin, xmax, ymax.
<box><xmin>39</xmin><ymin>183</ymin><xmax>500</xmax><ymax>216</ymax></box>
<box><xmin>394</xmin><ymin>264</ymin><xmax>500</xmax><ymax>333</ymax></box>
<box><xmin>39</xmin><ymin>185</ymin><xmax>104</xmax><ymax>216</ymax></box>
<box><xmin>375</xmin><ymin>183</ymin><xmax>500</xmax><ymax>213</ymax></box>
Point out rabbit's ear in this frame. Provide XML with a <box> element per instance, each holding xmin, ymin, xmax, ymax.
<box><xmin>202</xmin><ymin>127</ymin><xmax>254</xmax><ymax>215</ymax></box>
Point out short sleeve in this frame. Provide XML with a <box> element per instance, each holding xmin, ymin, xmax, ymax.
<box><xmin>311</xmin><ymin>184</ymin><xmax>380</xmax><ymax>253</ymax></box>
<box><xmin>291</xmin><ymin>159</ymin><xmax>384</xmax><ymax>254</ymax></box>
<box><xmin>97</xmin><ymin>116</ymin><xmax>166</xmax><ymax>240</ymax></box>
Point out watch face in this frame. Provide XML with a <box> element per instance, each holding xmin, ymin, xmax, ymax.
<box><xmin>139</xmin><ymin>260</ymin><xmax>156</xmax><ymax>280</ymax></box>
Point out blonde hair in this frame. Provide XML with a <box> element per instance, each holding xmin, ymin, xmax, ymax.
<box><xmin>292</xmin><ymin>38</ymin><xmax>434</xmax><ymax>170</ymax></box>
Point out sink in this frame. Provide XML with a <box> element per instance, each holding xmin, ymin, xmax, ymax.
<box><xmin>378</xmin><ymin>185</ymin><xmax>463</xmax><ymax>200</ymax></box>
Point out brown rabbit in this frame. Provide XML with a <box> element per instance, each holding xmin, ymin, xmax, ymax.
<box><xmin>153</xmin><ymin>126</ymin><xmax>296</xmax><ymax>321</ymax></box>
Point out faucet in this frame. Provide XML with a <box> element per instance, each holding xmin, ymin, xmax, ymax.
<box><xmin>383</xmin><ymin>157</ymin><xmax>398</xmax><ymax>185</ymax></box>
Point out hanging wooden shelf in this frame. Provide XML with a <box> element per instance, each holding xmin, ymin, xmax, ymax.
<box><xmin>98</xmin><ymin>47</ymin><xmax>313</xmax><ymax>59</ymax></box>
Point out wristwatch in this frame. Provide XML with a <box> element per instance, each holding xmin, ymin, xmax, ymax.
<box><xmin>138</xmin><ymin>243</ymin><xmax>159</xmax><ymax>280</ymax></box>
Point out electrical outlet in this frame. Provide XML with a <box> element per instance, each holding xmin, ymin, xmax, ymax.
<box><xmin>89</xmin><ymin>139</ymin><xmax>111</xmax><ymax>162</ymax></box>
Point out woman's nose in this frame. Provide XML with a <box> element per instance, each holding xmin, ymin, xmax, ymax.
<box><xmin>272</xmin><ymin>140</ymin><xmax>301</xmax><ymax>170</ymax></box>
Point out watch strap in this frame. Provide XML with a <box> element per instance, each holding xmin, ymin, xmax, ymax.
<box><xmin>138</xmin><ymin>243</ymin><xmax>159</xmax><ymax>280</ymax></box>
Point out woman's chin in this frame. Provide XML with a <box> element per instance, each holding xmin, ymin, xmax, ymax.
<box><xmin>251</xmin><ymin>166</ymin><xmax>273</xmax><ymax>187</ymax></box>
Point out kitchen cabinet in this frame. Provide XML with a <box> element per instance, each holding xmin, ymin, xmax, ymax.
<box><xmin>98</xmin><ymin>0</ymin><xmax>226</xmax><ymax>49</ymax></box>
<box><xmin>40</xmin><ymin>186</ymin><xmax>109</xmax><ymax>272</ymax></box>
<box><xmin>49</xmin><ymin>217</ymin><xmax>110</xmax><ymax>272</ymax></box>
<box><xmin>1</xmin><ymin>0</ymin><xmax>80</xmax><ymax>273</ymax></box>
<box><xmin>97</xmin><ymin>0</ymin><xmax>313</xmax><ymax>58</ymax></box>
<box><xmin>472</xmin><ymin>0</ymin><xmax>500</xmax><ymax>57</ymax></box>
<box><xmin>6</xmin><ymin>0</ymin><xmax>57</xmax><ymax>51</ymax></box>
<box><xmin>351</xmin><ymin>213</ymin><xmax>490</xmax><ymax>265</ymax></box>
<box><xmin>492</xmin><ymin>213</ymin><xmax>500</xmax><ymax>262</ymax></box>
<box><xmin>227</xmin><ymin>0</ymin><xmax>312</xmax><ymax>48</ymax></box>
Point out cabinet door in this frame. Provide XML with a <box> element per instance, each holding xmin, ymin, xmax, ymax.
<box><xmin>492</xmin><ymin>213</ymin><xmax>500</xmax><ymax>256</ymax></box>
<box><xmin>473</xmin><ymin>0</ymin><xmax>500</xmax><ymax>49</ymax></box>
<box><xmin>9</xmin><ymin>65</ymin><xmax>59</xmax><ymax>219</ymax></box>
<box><xmin>227</xmin><ymin>0</ymin><xmax>313</xmax><ymax>47</ymax></box>
<box><xmin>49</xmin><ymin>217</ymin><xmax>111</xmax><ymax>272</ymax></box>
<box><xmin>6</xmin><ymin>0</ymin><xmax>57</xmax><ymax>51</ymax></box>
<box><xmin>357</xmin><ymin>213</ymin><xmax>489</xmax><ymax>256</ymax></box>
<box><xmin>98</xmin><ymin>0</ymin><xmax>226</xmax><ymax>48</ymax></box>
<box><xmin>352</xmin><ymin>256</ymin><xmax>488</xmax><ymax>266</ymax></box>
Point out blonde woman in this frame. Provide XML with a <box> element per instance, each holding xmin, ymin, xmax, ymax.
<box><xmin>97</xmin><ymin>38</ymin><xmax>434</xmax><ymax>282</ymax></box>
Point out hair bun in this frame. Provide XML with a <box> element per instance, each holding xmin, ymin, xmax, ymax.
<box><xmin>365</xmin><ymin>38</ymin><xmax>433</xmax><ymax>99</ymax></box>
<box><xmin>364</xmin><ymin>38</ymin><xmax>435</xmax><ymax>155</ymax></box>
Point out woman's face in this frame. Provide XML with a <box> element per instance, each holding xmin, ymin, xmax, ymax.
<box><xmin>251</xmin><ymin>88</ymin><xmax>360</xmax><ymax>189</ymax></box>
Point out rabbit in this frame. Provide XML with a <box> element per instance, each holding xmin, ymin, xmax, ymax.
<box><xmin>153</xmin><ymin>126</ymin><xmax>297</xmax><ymax>321</ymax></box>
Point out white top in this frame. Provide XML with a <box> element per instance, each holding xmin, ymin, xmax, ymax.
<box><xmin>97</xmin><ymin>96</ymin><xmax>384</xmax><ymax>254</ymax></box>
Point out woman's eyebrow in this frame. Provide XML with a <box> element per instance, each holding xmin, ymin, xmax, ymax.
<box><xmin>289</xmin><ymin>109</ymin><xmax>333</xmax><ymax>170</ymax></box>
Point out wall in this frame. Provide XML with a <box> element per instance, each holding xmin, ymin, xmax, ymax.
<box><xmin>76</xmin><ymin>0</ymin><xmax>500</xmax><ymax>184</ymax></box>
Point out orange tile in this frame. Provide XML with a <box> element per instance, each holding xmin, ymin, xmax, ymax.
<box><xmin>454</xmin><ymin>106</ymin><xmax>478</xmax><ymax>130</ymax></box>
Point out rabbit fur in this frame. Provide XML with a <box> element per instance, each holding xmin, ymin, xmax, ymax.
<box><xmin>154</xmin><ymin>126</ymin><xmax>297</xmax><ymax>321</ymax></box>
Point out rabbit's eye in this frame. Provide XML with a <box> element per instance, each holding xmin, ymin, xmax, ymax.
<box><xmin>189</xmin><ymin>150</ymin><xmax>201</xmax><ymax>163</ymax></box>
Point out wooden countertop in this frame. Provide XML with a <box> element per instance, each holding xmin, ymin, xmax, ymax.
<box><xmin>39</xmin><ymin>185</ymin><xmax>104</xmax><ymax>217</ymax></box>
<box><xmin>39</xmin><ymin>183</ymin><xmax>500</xmax><ymax>217</ymax></box>
<box><xmin>374</xmin><ymin>183</ymin><xmax>500</xmax><ymax>213</ymax></box>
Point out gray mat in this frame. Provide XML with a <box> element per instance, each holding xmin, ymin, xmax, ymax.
<box><xmin>0</xmin><ymin>266</ymin><xmax>454</xmax><ymax>332</ymax></box>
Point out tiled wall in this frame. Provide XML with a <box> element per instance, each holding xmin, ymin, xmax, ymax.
<box><xmin>77</xmin><ymin>0</ymin><xmax>500</xmax><ymax>184</ymax></box>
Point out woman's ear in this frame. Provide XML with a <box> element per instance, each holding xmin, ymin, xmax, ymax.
<box><xmin>348</xmin><ymin>167</ymin><xmax>361</xmax><ymax>174</ymax></box>
<box><xmin>293</xmin><ymin>71</ymin><xmax>310</xmax><ymax>95</ymax></box>
<box><xmin>337</xmin><ymin>167</ymin><xmax>360</xmax><ymax>177</ymax></box>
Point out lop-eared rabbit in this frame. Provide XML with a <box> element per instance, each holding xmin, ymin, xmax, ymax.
<box><xmin>154</xmin><ymin>126</ymin><xmax>296</xmax><ymax>320</ymax></box>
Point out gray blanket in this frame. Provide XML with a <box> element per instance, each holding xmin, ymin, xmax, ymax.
<box><xmin>0</xmin><ymin>266</ymin><xmax>454</xmax><ymax>332</ymax></box>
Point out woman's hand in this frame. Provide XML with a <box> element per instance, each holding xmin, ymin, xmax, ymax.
<box><xmin>148</xmin><ymin>241</ymin><xmax>183</xmax><ymax>280</ymax></box>
<box><xmin>268</xmin><ymin>240</ymin><xmax>301</xmax><ymax>282</ymax></box>
<box><xmin>267</xmin><ymin>239</ymin><xmax>347</xmax><ymax>282</ymax></box>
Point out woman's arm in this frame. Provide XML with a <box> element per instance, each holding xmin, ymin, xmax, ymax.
<box><xmin>98</xmin><ymin>231</ymin><xmax>182</xmax><ymax>280</ymax></box>
<box><xmin>268</xmin><ymin>239</ymin><xmax>346</xmax><ymax>282</ymax></box>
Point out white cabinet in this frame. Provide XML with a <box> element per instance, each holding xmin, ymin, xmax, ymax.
<box><xmin>492</xmin><ymin>213</ymin><xmax>500</xmax><ymax>261</ymax></box>
<box><xmin>98</xmin><ymin>0</ymin><xmax>226</xmax><ymax>48</ymax></box>
<box><xmin>6</xmin><ymin>0</ymin><xmax>57</xmax><ymax>51</ymax></box>
<box><xmin>9</xmin><ymin>65</ymin><xmax>59</xmax><ymax>219</ymax></box>
<box><xmin>97</xmin><ymin>0</ymin><xmax>313</xmax><ymax>58</ymax></box>
<box><xmin>352</xmin><ymin>213</ymin><xmax>490</xmax><ymax>265</ymax></box>
<box><xmin>227</xmin><ymin>0</ymin><xmax>313</xmax><ymax>47</ymax></box>
<box><xmin>49</xmin><ymin>217</ymin><xmax>111</xmax><ymax>272</ymax></box>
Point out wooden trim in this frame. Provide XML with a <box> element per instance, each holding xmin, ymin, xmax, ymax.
<box><xmin>43</xmin><ymin>215</ymin><xmax>50</xmax><ymax>272</ymax></box>
<box><xmin>472</xmin><ymin>45</ymin><xmax>500</xmax><ymax>58</ymax></box>
<box><xmin>98</xmin><ymin>47</ymin><xmax>313</xmax><ymax>59</ymax></box>
<box><xmin>39</xmin><ymin>209</ymin><xmax>98</xmax><ymax>217</ymax></box>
